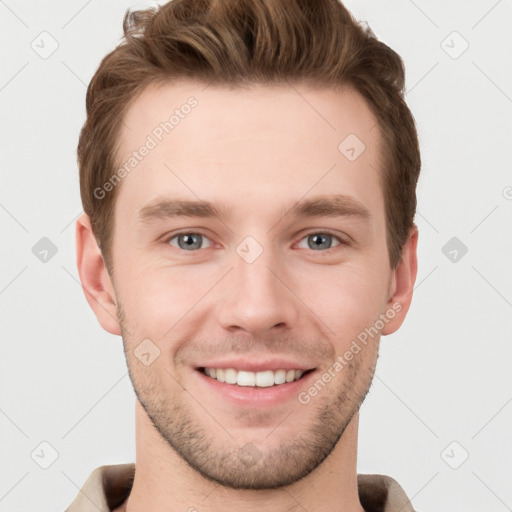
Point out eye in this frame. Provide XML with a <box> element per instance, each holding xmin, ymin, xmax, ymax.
<box><xmin>297</xmin><ymin>231</ymin><xmax>344</xmax><ymax>251</ymax></box>
<box><xmin>167</xmin><ymin>232</ymin><xmax>213</xmax><ymax>251</ymax></box>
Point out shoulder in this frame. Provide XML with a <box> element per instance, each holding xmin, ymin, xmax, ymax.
<box><xmin>357</xmin><ymin>473</ymin><xmax>415</xmax><ymax>512</ymax></box>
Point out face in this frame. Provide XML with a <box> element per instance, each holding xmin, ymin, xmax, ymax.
<box><xmin>82</xmin><ymin>80</ymin><xmax>416</xmax><ymax>489</ymax></box>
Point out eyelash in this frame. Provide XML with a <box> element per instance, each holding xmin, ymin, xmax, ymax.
<box><xmin>297</xmin><ymin>230</ymin><xmax>349</xmax><ymax>252</ymax></box>
<box><xmin>164</xmin><ymin>230</ymin><xmax>349</xmax><ymax>253</ymax></box>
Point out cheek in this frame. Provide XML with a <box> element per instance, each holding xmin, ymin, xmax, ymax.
<box><xmin>292</xmin><ymin>261</ymin><xmax>388</xmax><ymax>339</ymax></box>
<box><xmin>116</xmin><ymin>260</ymin><xmax>220</xmax><ymax>335</ymax></box>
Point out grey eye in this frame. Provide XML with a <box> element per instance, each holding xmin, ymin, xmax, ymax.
<box><xmin>169</xmin><ymin>233</ymin><xmax>211</xmax><ymax>251</ymax></box>
<box><xmin>298</xmin><ymin>233</ymin><xmax>341</xmax><ymax>251</ymax></box>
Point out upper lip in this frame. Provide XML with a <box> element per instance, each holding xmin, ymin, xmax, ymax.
<box><xmin>196</xmin><ymin>357</ymin><xmax>316</xmax><ymax>373</ymax></box>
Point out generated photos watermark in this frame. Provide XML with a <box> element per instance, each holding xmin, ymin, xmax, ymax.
<box><xmin>298</xmin><ymin>301</ymin><xmax>402</xmax><ymax>405</ymax></box>
<box><xmin>93</xmin><ymin>96</ymin><xmax>198</xmax><ymax>200</ymax></box>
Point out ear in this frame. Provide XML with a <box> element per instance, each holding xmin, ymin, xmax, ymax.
<box><xmin>75</xmin><ymin>212</ymin><xmax>121</xmax><ymax>335</ymax></box>
<box><xmin>381</xmin><ymin>224</ymin><xmax>419</xmax><ymax>336</ymax></box>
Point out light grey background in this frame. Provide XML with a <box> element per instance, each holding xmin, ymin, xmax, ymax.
<box><xmin>1</xmin><ymin>0</ymin><xmax>511</xmax><ymax>510</ymax></box>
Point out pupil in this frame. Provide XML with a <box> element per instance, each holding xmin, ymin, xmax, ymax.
<box><xmin>310</xmin><ymin>234</ymin><xmax>330</xmax><ymax>250</ymax></box>
<box><xmin>180</xmin><ymin>234</ymin><xmax>200</xmax><ymax>250</ymax></box>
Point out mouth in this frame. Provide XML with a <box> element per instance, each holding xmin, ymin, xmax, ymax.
<box><xmin>198</xmin><ymin>367</ymin><xmax>315</xmax><ymax>388</ymax></box>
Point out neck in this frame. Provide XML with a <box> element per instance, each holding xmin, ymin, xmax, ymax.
<box><xmin>118</xmin><ymin>400</ymin><xmax>365</xmax><ymax>512</ymax></box>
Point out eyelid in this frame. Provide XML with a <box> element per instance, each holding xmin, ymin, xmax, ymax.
<box><xmin>295</xmin><ymin>229</ymin><xmax>349</xmax><ymax>249</ymax></box>
<box><xmin>164</xmin><ymin>230</ymin><xmax>214</xmax><ymax>249</ymax></box>
<box><xmin>162</xmin><ymin>229</ymin><xmax>350</xmax><ymax>252</ymax></box>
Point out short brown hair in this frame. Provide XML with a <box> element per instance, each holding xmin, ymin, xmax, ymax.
<box><xmin>78</xmin><ymin>0</ymin><xmax>421</xmax><ymax>271</ymax></box>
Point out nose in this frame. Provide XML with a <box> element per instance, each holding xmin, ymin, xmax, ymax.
<box><xmin>216</xmin><ymin>245</ymin><xmax>299</xmax><ymax>337</ymax></box>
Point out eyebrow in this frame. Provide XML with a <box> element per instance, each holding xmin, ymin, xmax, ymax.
<box><xmin>285</xmin><ymin>194</ymin><xmax>371</xmax><ymax>221</ymax></box>
<box><xmin>136</xmin><ymin>194</ymin><xmax>371</xmax><ymax>225</ymax></box>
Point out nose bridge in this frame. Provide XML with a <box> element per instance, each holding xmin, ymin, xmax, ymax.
<box><xmin>217</xmin><ymin>237</ymin><xmax>299</xmax><ymax>335</ymax></box>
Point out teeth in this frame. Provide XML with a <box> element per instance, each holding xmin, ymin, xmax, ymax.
<box><xmin>256</xmin><ymin>370</ymin><xmax>274</xmax><ymax>387</ymax></box>
<box><xmin>202</xmin><ymin>367</ymin><xmax>306</xmax><ymax>387</ymax></box>
<box><xmin>224</xmin><ymin>368</ymin><xmax>237</xmax><ymax>384</ymax></box>
<box><xmin>274</xmin><ymin>369</ymin><xmax>286</xmax><ymax>385</ymax></box>
<box><xmin>237</xmin><ymin>371</ymin><xmax>255</xmax><ymax>386</ymax></box>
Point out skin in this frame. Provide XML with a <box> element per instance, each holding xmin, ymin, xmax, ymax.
<box><xmin>76</xmin><ymin>80</ymin><xmax>418</xmax><ymax>512</ymax></box>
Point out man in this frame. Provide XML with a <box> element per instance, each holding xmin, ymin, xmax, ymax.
<box><xmin>68</xmin><ymin>0</ymin><xmax>420</xmax><ymax>510</ymax></box>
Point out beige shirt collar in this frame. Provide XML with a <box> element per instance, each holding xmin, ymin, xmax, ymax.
<box><xmin>65</xmin><ymin>463</ymin><xmax>415</xmax><ymax>512</ymax></box>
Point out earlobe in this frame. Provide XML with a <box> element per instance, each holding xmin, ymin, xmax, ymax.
<box><xmin>75</xmin><ymin>213</ymin><xmax>121</xmax><ymax>335</ymax></box>
<box><xmin>381</xmin><ymin>224</ymin><xmax>419</xmax><ymax>336</ymax></box>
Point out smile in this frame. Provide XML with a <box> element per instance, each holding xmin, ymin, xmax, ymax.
<box><xmin>200</xmin><ymin>367</ymin><xmax>311</xmax><ymax>387</ymax></box>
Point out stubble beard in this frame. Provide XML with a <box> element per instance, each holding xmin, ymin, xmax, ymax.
<box><xmin>118</xmin><ymin>305</ymin><xmax>378</xmax><ymax>490</ymax></box>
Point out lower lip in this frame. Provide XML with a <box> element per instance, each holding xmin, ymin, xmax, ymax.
<box><xmin>195</xmin><ymin>369</ymin><xmax>316</xmax><ymax>406</ymax></box>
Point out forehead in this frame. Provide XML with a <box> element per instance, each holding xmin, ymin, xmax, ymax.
<box><xmin>114</xmin><ymin>80</ymin><xmax>384</xmax><ymax>222</ymax></box>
